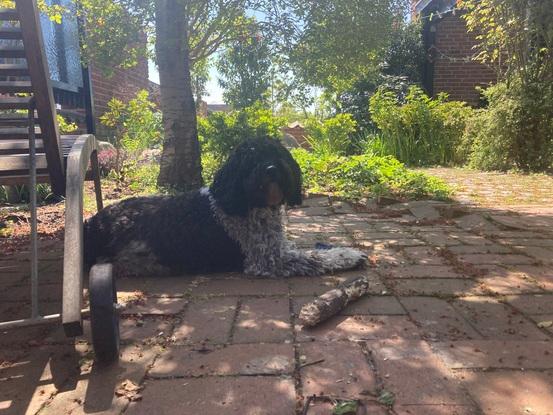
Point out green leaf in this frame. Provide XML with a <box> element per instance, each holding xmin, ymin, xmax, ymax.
<box><xmin>333</xmin><ymin>400</ymin><xmax>358</xmax><ymax>415</ymax></box>
<box><xmin>377</xmin><ymin>390</ymin><xmax>395</xmax><ymax>407</ymax></box>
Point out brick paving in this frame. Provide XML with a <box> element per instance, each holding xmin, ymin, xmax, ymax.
<box><xmin>1</xmin><ymin>195</ymin><xmax>553</xmax><ymax>415</ymax></box>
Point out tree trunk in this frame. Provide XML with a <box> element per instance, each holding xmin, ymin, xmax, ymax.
<box><xmin>155</xmin><ymin>0</ymin><xmax>203</xmax><ymax>191</ymax></box>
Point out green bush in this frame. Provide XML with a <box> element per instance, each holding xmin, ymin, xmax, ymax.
<box><xmin>99</xmin><ymin>90</ymin><xmax>163</xmax><ymax>180</ymax></box>
<box><xmin>292</xmin><ymin>148</ymin><xmax>451</xmax><ymax>201</ymax></box>
<box><xmin>198</xmin><ymin>104</ymin><xmax>285</xmax><ymax>182</ymax></box>
<box><xmin>370</xmin><ymin>86</ymin><xmax>472</xmax><ymax>166</ymax></box>
<box><xmin>464</xmin><ymin>80</ymin><xmax>553</xmax><ymax>172</ymax></box>
<box><xmin>304</xmin><ymin>113</ymin><xmax>358</xmax><ymax>156</ymax></box>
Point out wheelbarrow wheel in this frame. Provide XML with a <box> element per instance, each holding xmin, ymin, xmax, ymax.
<box><xmin>89</xmin><ymin>263</ymin><xmax>120</xmax><ymax>363</ymax></box>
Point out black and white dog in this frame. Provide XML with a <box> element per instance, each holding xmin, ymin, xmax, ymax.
<box><xmin>85</xmin><ymin>138</ymin><xmax>367</xmax><ymax>277</ymax></box>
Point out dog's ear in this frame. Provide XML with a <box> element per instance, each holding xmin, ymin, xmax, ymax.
<box><xmin>210</xmin><ymin>144</ymin><xmax>252</xmax><ymax>216</ymax></box>
<box><xmin>274</xmin><ymin>142</ymin><xmax>303</xmax><ymax>206</ymax></box>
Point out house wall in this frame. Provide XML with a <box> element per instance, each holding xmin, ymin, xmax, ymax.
<box><xmin>430</xmin><ymin>14</ymin><xmax>496</xmax><ymax>106</ymax></box>
<box><xmin>89</xmin><ymin>56</ymin><xmax>150</xmax><ymax>138</ymax></box>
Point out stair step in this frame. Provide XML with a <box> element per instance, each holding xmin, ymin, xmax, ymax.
<box><xmin>0</xmin><ymin>63</ymin><xmax>28</xmax><ymax>76</ymax></box>
<box><xmin>0</xmin><ymin>9</ymin><xmax>19</xmax><ymax>21</ymax></box>
<box><xmin>0</xmin><ymin>97</ymin><xmax>33</xmax><ymax>110</ymax></box>
<box><xmin>0</xmin><ymin>80</ymin><xmax>32</xmax><ymax>93</ymax></box>
<box><xmin>0</xmin><ymin>45</ymin><xmax>25</xmax><ymax>58</ymax></box>
<box><xmin>0</xmin><ymin>138</ymin><xmax>44</xmax><ymax>154</ymax></box>
<box><xmin>0</xmin><ymin>126</ymin><xmax>42</xmax><ymax>139</ymax></box>
<box><xmin>0</xmin><ymin>26</ymin><xmax>22</xmax><ymax>39</ymax></box>
<box><xmin>0</xmin><ymin>153</ymin><xmax>47</xmax><ymax>172</ymax></box>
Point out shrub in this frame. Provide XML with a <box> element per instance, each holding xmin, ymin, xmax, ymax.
<box><xmin>198</xmin><ymin>104</ymin><xmax>285</xmax><ymax>180</ymax></box>
<box><xmin>464</xmin><ymin>80</ymin><xmax>553</xmax><ymax>171</ymax></box>
<box><xmin>304</xmin><ymin>113</ymin><xmax>357</xmax><ymax>156</ymax></box>
<box><xmin>292</xmin><ymin>148</ymin><xmax>451</xmax><ymax>201</ymax></box>
<box><xmin>97</xmin><ymin>148</ymin><xmax>118</xmax><ymax>177</ymax></box>
<box><xmin>370</xmin><ymin>86</ymin><xmax>472</xmax><ymax>166</ymax></box>
<box><xmin>99</xmin><ymin>90</ymin><xmax>163</xmax><ymax>180</ymax></box>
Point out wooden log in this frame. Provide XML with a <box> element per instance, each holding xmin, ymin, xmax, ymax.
<box><xmin>298</xmin><ymin>277</ymin><xmax>370</xmax><ymax>327</ymax></box>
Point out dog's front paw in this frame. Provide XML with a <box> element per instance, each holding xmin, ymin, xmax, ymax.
<box><xmin>318</xmin><ymin>247</ymin><xmax>367</xmax><ymax>272</ymax></box>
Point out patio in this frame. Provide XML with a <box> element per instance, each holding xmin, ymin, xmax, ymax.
<box><xmin>1</xmin><ymin>194</ymin><xmax>553</xmax><ymax>415</ymax></box>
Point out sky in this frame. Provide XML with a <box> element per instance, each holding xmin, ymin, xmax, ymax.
<box><xmin>148</xmin><ymin>60</ymin><xmax>225</xmax><ymax>104</ymax></box>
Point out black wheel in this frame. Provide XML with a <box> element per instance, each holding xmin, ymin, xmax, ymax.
<box><xmin>89</xmin><ymin>263</ymin><xmax>120</xmax><ymax>363</ymax></box>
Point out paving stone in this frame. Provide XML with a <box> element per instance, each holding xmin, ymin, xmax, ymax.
<box><xmin>233</xmin><ymin>297</ymin><xmax>292</xmax><ymax>343</ymax></box>
<box><xmin>394</xmin><ymin>405</ymin><xmax>477</xmax><ymax>415</ymax></box>
<box><xmin>191</xmin><ymin>276</ymin><xmax>288</xmax><ymax>296</ymax></box>
<box><xmin>296</xmin><ymin>315</ymin><xmax>421</xmax><ymax>342</ymax></box>
<box><xmin>300</xmin><ymin>341</ymin><xmax>377</xmax><ymax>398</ymax></box>
<box><xmin>409</xmin><ymin>205</ymin><xmax>441</xmax><ymax>220</ymax></box>
<box><xmin>40</xmin><ymin>345</ymin><xmax>158</xmax><ymax>415</ymax></box>
<box><xmin>496</xmin><ymin>238</ymin><xmax>553</xmax><ymax>247</ymax></box>
<box><xmin>289</xmin><ymin>206</ymin><xmax>333</xmax><ymax>216</ymax></box>
<box><xmin>389</xmin><ymin>279</ymin><xmax>484</xmax><ymax>297</ymax></box>
<box><xmin>434</xmin><ymin>341</ymin><xmax>553</xmax><ymax>369</ymax></box>
<box><xmin>370</xmin><ymin>245</ymin><xmax>409</xmax><ymax>266</ymax></box>
<box><xmin>122</xmin><ymin>297</ymin><xmax>187</xmax><ymax>316</ymax></box>
<box><xmin>504</xmin><ymin>294</ymin><xmax>553</xmax><ymax>315</ymax></box>
<box><xmin>457</xmin><ymin>254</ymin><xmax>537</xmax><ymax>266</ymax></box>
<box><xmin>116</xmin><ymin>276</ymin><xmax>193</xmax><ymax>296</ymax></box>
<box><xmin>452</xmin><ymin>297</ymin><xmax>550</xmax><ymax>340</ymax></box>
<box><xmin>400</xmin><ymin>297</ymin><xmax>481</xmax><ymax>341</ymax></box>
<box><xmin>418</xmin><ymin>232</ymin><xmax>464</xmax><ymax>247</ymax></box>
<box><xmin>370</xmin><ymin>339</ymin><xmax>471</xmax><ymax>406</ymax></box>
<box><xmin>490</xmin><ymin>214</ymin><xmax>553</xmax><ymax>231</ymax></box>
<box><xmin>476</xmin><ymin>266</ymin><xmax>545</xmax><ymax>295</ymax></box>
<box><xmin>290</xmin><ymin>271</ymin><xmax>386</xmax><ymax>296</ymax></box>
<box><xmin>402</xmin><ymin>246</ymin><xmax>447</xmax><ymax>265</ymax></box>
<box><xmin>507</xmin><ymin>266</ymin><xmax>553</xmax><ymax>292</ymax></box>
<box><xmin>126</xmin><ymin>377</ymin><xmax>296</xmax><ymax>415</ymax></box>
<box><xmin>513</xmin><ymin>245</ymin><xmax>553</xmax><ymax>264</ymax></box>
<box><xmin>528</xmin><ymin>315</ymin><xmax>553</xmax><ymax>334</ymax></box>
<box><xmin>386</xmin><ymin>265</ymin><xmax>465</xmax><ymax>279</ymax></box>
<box><xmin>0</xmin><ymin>345</ymin><xmax>80</xmax><ymax>415</ymax></box>
<box><xmin>455</xmin><ymin>214</ymin><xmax>500</xmax><ymax>232</ymax></box>
<box><xmin>305</xmin><ymin>401</ymin><xmax>388</xmax><ymax>415</ymax></box>
<box><xmin>150</xmin><ymin>343</ymin><xmax>294</xmax><ymax>377</ymax></box>
<box><xmin>171</xmin><ymin>297</ymin><xmax>237</xmax><ymax>345</ymax></box>
<box><xmin>460</xmin><ymin>370</ymin><xmax>553</xmax><ymax>415</ymax></box>
<box><xmin>341</xmin><ymin>295</ymin><xmax>406</xmax><ymax>315</ymax></box>
<box><xmin>447</xmin><ymin>244</ymin><xmax>512</xmax><ymax>255</ymax></box>
<box><xmin>351</xmin><ymin>231</ymin><xmax>412</xmax><ymax>240</ymax></box>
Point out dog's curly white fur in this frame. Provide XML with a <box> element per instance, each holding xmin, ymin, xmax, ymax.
<box><xmin>85</xmin><ymin>138</ymin><xmax>367</xmax><ymax>278</ymax></box>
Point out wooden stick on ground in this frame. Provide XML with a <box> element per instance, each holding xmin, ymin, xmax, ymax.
<box><xmin>298</xmin><ymin>277</ymin><xmax>370</xmax><ymax>327</ymax></box>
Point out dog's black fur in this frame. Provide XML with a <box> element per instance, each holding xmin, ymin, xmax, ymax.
<box><xmin>84</xmin><ymin>138</ymin><xmax>302</xmax><ymax>276</ymax></box>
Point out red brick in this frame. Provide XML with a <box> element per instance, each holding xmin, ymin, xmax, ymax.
<box><xmin>300</xmin><ymin>341</ymin><xmax>377</xmax><ymax>398</ymax></box>
<box><xmin>400</xmin><ymin>296</ymin><xmax>481</xmax><ymax>341</ymax></box>
<box><xmin>150</xmin><ymin>343</ymin><xmax>294</xmax><ymax>377</ymax></box>
<box><xmin>172</xmin><ymin>297</ymin><xmax>237</xmax><ymax>345</ymax></box>
<box><xmin>435</xmin><ymin>341</ymin><xmax>553</xmax><ymax>369</ymax></box>
<box><xmin>126</xmin><ymin>377</ymin><xmax>296</xmax><ymax>415</ymax></box>
<box><xmin>460</xmin><ymin>370</ymin><xmax>553</xmax><ymax>415</ymax></box>
<box><xmin>370</xmin><ymin>339</ymin><xmax>472</xmax><ymax>405</ymax></box>
<box><xmin>296</xmin><ymin>315</ymin><xmax>421</xmax><ymax>342</ymax></box>
<box><xmin>233</xmin><ymin>297</ymin><xmax>292</xmax><ymax>343</ymax></box>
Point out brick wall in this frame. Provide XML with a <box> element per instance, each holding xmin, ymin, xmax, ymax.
<box><xmin>430</xmin><ymin>14</ymin><xmax>496</xmax><ymax>106</ymax></box>
<box><xmin>90</xmin><ymin>55</ymin><xmax>150</xmax><ymax>138</ymax></box>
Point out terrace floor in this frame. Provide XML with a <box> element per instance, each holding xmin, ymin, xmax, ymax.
<box><xmin>1</xmin><ymin>185</ymin><xmax>553</xmax><ymax>414</ymax></box>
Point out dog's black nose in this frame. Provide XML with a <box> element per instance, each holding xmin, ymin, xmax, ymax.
<box><xmin>266</xmin><ymin>165</ymin><xmax>278</xmax><ymax>178</ymax></box>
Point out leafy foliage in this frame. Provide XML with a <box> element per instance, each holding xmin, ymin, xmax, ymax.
<box><xmin>287</xmin><ymin>0</ymin><xmax>409</xmax><ymax>91</ymax></box>
<box><xmin>459</xmin><ymin>0</ymin><xmax>553</xmax><ymax>84</ymax></box>
<box><xmin>369</xmin><ymin>86</ymin><xmax>472</xmax><ymax>166</ymax></box>
<box><xmin>292</xmin><ymin>148</ymin><xmax>452</xmax><ymax>201</ymax></box>
<box><xmin>304</xmin><ymin>113</ymin><xmax>357</xmax><ymax>156</ymax></box>
<box><xmin>217</xmin><ymin>19</ymin><xmax>272</xmax><ymax>109</ymax></box>
<box><xmin>463</xmin><ymin>80</ymin><xmax>553</xmax><ymax>171</ymax></box>
<box><xmin>99</xmin><ymin>90</ymin><xmax>162</xmax><ymax>179</ymax></box>
<box><xmin>337</xmin><ymin>21</ymin><xmax>425</xmax><ymax>132</ymax></box>
<box><xmin>199</xmin><ymin>105</ymin><xmax>284</xmax><ymax>159</ymax></box>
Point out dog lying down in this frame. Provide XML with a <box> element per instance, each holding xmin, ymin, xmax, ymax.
<box><xmin>84</xmin><ymin>138</ymin><xmax>367</xmax><ymax>277</ymax></box>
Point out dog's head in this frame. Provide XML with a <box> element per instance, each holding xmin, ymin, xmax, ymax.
<box><xmin>210</xmin><ymin>138</ymin><xmax>302</xmax><ymax>216</ymax></box>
